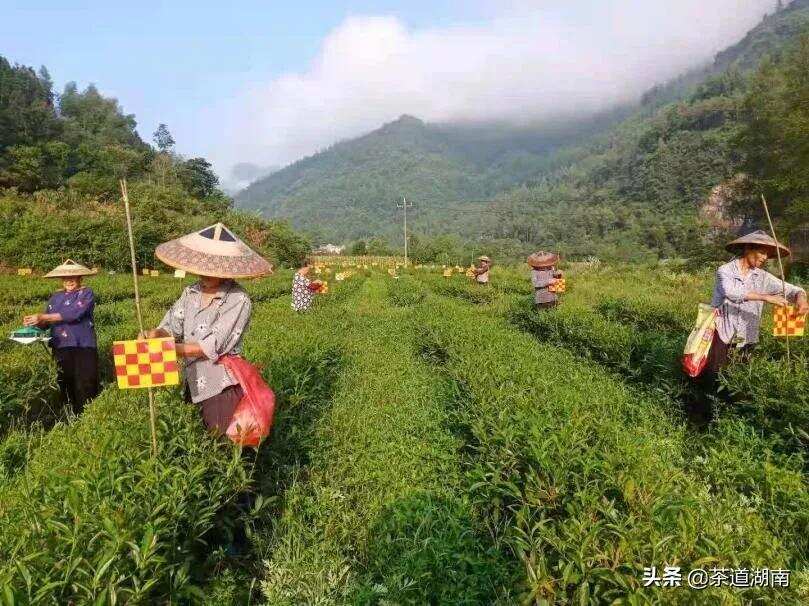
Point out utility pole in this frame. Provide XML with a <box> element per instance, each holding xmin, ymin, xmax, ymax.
<box><xmin>397</xmin><ymin>196</ymin><xmax>413</xmax><ymax>266</ymax></box>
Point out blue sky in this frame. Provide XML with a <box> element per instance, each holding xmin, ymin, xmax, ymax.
<box><xmin>2</xmin><ymin>1</ymin><xmax>486</xmax><ymax>161</ymax></box>
<box><xmin>2</xmin><ymin>1</ymin><xmax>774</xmax><ymax>188</ymax></box>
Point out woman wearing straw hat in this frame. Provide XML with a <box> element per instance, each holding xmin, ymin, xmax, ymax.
<box><xmin>141</xmin><ymin>223</ymin><xmax>273</xmax><ymax>434</ymax></box>
<box><xmin>472</xmin><ymin>256</ymin><xmax>492</xmax><ymax>285</ymax></box>
<box><xmin>528</xmin><ymin>251</ymin><xmax>562</xmax><ymax>310</ymax></box>
<box><xmin>291</xmin><ymin>257</ymin><xmax>323</xmax><ymax>313</ymax></box>
<box><xmin>23</xmin><ymin>260</ymin><xmax>100</xmax><ymax>414</ymax></box>
<box><xmin>706</xmin><ymin>230</ymin><xmax>808</xmax><ymax>382</ymax></box>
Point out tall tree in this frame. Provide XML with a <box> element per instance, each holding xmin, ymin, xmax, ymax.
<box><xmin>0</xmin><ymin>56</ymin><xmax>60</xmax><ymax>152</ymax></box>
<box><xmin>59</xmin><ymin>83</ymin><xmax>141</xmax><ymax>148</ymax></box>
<box><xmin>152</xmin><ymin>123</ymin><xmax>175</xmax><ymax>153</ymax></box>
<box><xmin>739</xmin><ymin>30</ymin><xmax>809</xmax><ymax>226</ymax></box>
<box><xmin>178</xmin><ymin>157</ymin><xmax>219</xmax><ymax>198</ymax></box>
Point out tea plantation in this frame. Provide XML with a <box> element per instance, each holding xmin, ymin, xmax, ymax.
<box><xmin>0</xmin><ymin>263</ymin><xmax>807</xmax><ymax>604</ymax></box>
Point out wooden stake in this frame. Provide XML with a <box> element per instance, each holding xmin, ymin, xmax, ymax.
<box><xmin>120</xmin><ymin>178</ymin><xmax>159</xmax><ymax>456</ymax></box>
<box><xmin>761</xmin><ymin>194</ymin><xmax>790</xmax><ymax>363</ymax></box>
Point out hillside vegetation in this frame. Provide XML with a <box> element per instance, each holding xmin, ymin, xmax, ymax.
<box><xmin>236</xmin><ymin>0</ymin><xmax>809</xmax><ymax>263</ymax></box>
<box><xmin>0</xmin><ymin>57</ymin><xmax>309</xmax><ymax>271</ymax></box>
<box><xmin>235</xmin><ymin>110</ymin><xmax>631</xmax><ymax>243</ymax></box>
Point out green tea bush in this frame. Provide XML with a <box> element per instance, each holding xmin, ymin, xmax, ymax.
<box><xmin>415</xmin><ymin>294</ymin><xmax>798</xmax><ymax>603</ymax></box>
<box><xmin>416</xmin><ymin>272</ymin><xmax>500</xmax><ymax>305</ymax></box>
<box><xmin>0</xmin><ymin>426</ymin><xmax>44</xmax><ymax>483</ymax></box>
<box><xmin>721</xmin><ymin>354</ymin><xmax>809</xmax><ymax>439</ymax></box>
<box><xmin>386</xmin><ymin>275</ymin><xmax>427</xmax><ymax>306</ymax></box>
<box><xmin>261</xmin><ymin>280</ymin><xmax>509</xmax><ymax>604</ymax></box>
<box><xmin>0</xmin><ymin>347</ymin><xmax>59</xmax><ymax>431</ymax></box>
<box><xmin>510</xmin><ymin>300</ymin><xmax>632</xmax><ymax>367</ymax></box>
<box><xmin>597</xmin><ymin>296</ymin><xmax>689</xmax><ymax>333</ymax></box>
<box><xmin>687</xmin><ymin>417</ymin><xmax>809</xmax><ymax>567</ymax></box>
<box><xmin>0</xmin><ymin>387</ymin><xmax>249</xmax><ymax>603</ymax></box>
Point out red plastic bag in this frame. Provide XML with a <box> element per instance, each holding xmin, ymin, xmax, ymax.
<box><xmin>218</xmin><ymin>355</ymin><xmax>275</xmax><ymax>447</ymax></box>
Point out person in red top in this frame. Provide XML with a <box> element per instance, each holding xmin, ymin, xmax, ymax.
<box><xmin>23</xmin><ymin>260</ymin><xmax>99</xmax><ymax>414</ymax></box>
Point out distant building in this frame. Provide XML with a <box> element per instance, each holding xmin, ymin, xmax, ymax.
<box><xmin>314</xmin><ymin>244</ymin><xmax>345</xmax><ymax>255</ymax></box>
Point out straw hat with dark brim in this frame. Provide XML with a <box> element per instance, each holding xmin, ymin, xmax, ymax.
<box><xmin>155</xmin><ymin>223</ymin><xmax>273</xmax><ymax>279</ymax></box>
<box><xmin>527</xmin><ymin>251</ymin><xmax>559</xmax><ymax>269</ymax></box>
<box><xmin>478</xmin><ymin>256</ymin><xmax>492</xmax><ymax>263</ymax></box>
<box><xmin>726</xmin><ymin>230</ymin><xmax>791</xmax><ymax>258</ymax></box>
<box><xmin>44</xmin><ymin>259</ymin><xmax>98</xmax><ymax>278</ymax></box>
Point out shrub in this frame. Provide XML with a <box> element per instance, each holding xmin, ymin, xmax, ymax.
<box><xmin>416</xmin><ymin>293</ymin><xmax>800</xmax><ymax>603</ymax></box>
<box><xmin>386</xmin><ymin>275</ymin><xmax>427</xmax><ymax>306</ymax></box>
<box><xmin>260</xmin><ymin>280</ymin><xmax>508</xmax><ymax>604</ymax></box>
<box><xmin>0</xmin><ymin>388</ymin><xmax>248</xmax><ymax>603</ymax></box>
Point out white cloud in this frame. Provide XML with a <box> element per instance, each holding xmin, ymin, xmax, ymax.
<box><xmin>207</xmin><ymin>0</ymin><xmax>774</xmax><ymax>181</ymax></box>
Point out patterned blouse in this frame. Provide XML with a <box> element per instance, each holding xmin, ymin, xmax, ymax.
<box><xmin>531</xmin><ymin>268</ymin><xmax>558</xmax><ymax>304</ymax></box>
<box><xmin>45</xmin><ymin>287</ymin><xmax>97</xmax><ymax>349</ymax></box>
<box><xmin>711</xmin><ymin>259</ymin><xmax>805</xmax><ymax>346</ymax></box>
<box><xmin>158</xmin><ymin>280</ymin><xmax>252</xmax><ymax>403</ymax></box>
<box><xmin>291</xmin><ymin>272</ymin><xmax>314</xmax><ymax>312</ymax></box>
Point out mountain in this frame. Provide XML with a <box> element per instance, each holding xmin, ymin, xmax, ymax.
<box><xmin>236</xmin><ymin>0</ymin><xmax>809</xmax><ymax>255</ymax></box>
<box><xmin>235</xmin><ymin>110</ymin><xmax>632</xmax><ymax>242</ymax></box>
<box><xmin>479</xmin><ymin>0</ymin><xmax>809</xmax><ymax>262</ymax></box>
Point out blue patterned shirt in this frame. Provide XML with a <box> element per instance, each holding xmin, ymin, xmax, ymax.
<box><xmin>46</xmin><ymin>288</ymin><xmax>97</xmax><ymax>349</ymax></box>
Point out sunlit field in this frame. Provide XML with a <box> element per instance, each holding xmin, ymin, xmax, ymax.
<box><xmin>1</xmin><ymin>261</ymin><xmax>807</xmax><ymax>604</ymax></box>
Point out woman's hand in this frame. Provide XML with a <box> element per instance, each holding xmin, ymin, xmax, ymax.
<box><xmin>139</xmin><ymin>328</ymin><xmax>168</xmax><ymax>339</ymax></box>
<box><xmin>23</xmin><ymin>313</ymin><xmax>42</xmax><ymax>327</ymax></box>
<box><xmin>766</xmin><ymin>294</ymin><xmax>790</xmax><ymax>308</ymax></box>
<box><xmin>176</xmin><ymin>342</ymin><xmax>204</xmax><ymax>359</ymax></box>
<box><xmin>797</xmin><ymin>294</ymin><xmax>809</xmax><ymax>316</ymax></box>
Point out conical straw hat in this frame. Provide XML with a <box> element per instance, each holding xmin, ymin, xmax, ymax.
<box><xmin>726</xmin><ymin>229</ymin><xmax>790</xmax><ymax>257</ymax></box>
<box><xmin>155</xmin><ymin>223</ymin><xmax>273</xmax><ymax>278</ymax></box>
<box><xmin>44</xmin><ymin>259</ymin><xmax>98</xmax><ymax>278</ymax></box>
<box><xmin>527</xmin><ymin>251</ymin><xmax>559</xmax><ymax>269</ymax></box>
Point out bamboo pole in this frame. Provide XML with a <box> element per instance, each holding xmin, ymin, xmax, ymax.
<box><xmin>120</xmin><ymin>178</ymin><xmax>159</xmax><ymax>456</ymax></box>
<box><xmin>761</xmin><ymin>194</ymin><xmax>791</xmax><ymax>363</ymax></box>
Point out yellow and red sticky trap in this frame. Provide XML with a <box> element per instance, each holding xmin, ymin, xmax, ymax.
<box><xmin>113</xmin><ymin>337</ymin><xmax>180</xmax><ymax>389</ymax></box>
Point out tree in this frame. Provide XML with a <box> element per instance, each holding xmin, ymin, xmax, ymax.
<box><xmin>178</xmin><ymin>157</ymin><xmax>219</xmax><ymax>198</ymax></box>
<box><xmin>152</xmin><ymin>123</ymin><xmax>175</xmax><ymax>153</ymax></box>
<box><xmin>367</xmin><ymin>237</ymin><xmax>394</xmax><ymax>256</ymax></box>
<box><xmin>738</xmin><ymin>31</ymin><xmax>809</xmax><ymax>227</ymax></box>
<box><xmin>59</xmin><ymin>83</ymin><xmax>141</xmax><ymax>149</ymax></box>
<box><xmin>350</xmin><ymin>240</ymin><xmax>368</xmax><ymax>255</ymax></box>
<box><xmin>1</xmin><ymin>142</ymin><xmax>69</xmax><ymax>191</ymax></box>
<box><xmin>0</xmin><ymin>56</ymin><xmax>61</xmax><ymax>151</ymax></box>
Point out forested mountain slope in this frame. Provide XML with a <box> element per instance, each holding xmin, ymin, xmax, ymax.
<box><xmin>0</xmin><ymin>57</ymin><xmax>309</xmax><ymax>270</ymax></box>
<box><xmin>235</xmin><ymin>109</ymin><xmax>631</xmax><ymax>242</ymax></box>
<box><xmin>483</xmin><ymin>0</ymin><xmax>809</xmax><ymax>261</ymax></box>
<box><xmin>236</xmin><ymin>0</ymin><xmax>809</xmax><ymax>261</ymax></box>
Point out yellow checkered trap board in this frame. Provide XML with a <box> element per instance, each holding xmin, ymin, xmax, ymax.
<box><xmin>113</xmin><ymin>337</ymin><xmax>180</xmax><ymax>389</ymax></box>
<box><xmin>773</xmin><ymin>306</ymin><xmax>805</xmax><ymax>337</ymax></box>
<box><xmin>548</xmin><ymin>278</ymin><xmax>566</xmax><ymax>293</ymax></box>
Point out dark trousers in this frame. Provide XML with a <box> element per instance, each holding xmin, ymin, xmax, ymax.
<box><xmin>535</xmin><ymin>301</ymin><xmax>558</xmax><ymax>310</ymax></box>
<box><xmin>53</xmin><ymin>347</ymin><xmax>99</xmax><ymax>415</ymax></box>
<box><xmin>185</xmin><ymin>384</ymin><xmax>244</xmax><ymax>435</ymax></box>
<box><xmin>694</xmin><ymin>333</ymin><xmax>754</xmax><ymax>422</ymax></box>
<box><xmin>699</xmin><ymin>333</ymin><xmax>754</xmax><ymax>392</ymax></box>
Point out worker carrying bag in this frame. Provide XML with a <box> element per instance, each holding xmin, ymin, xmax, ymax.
<box><xmin>682</xmin><ymin>304</ymin><xmax>718</xmax><ymax>378</ymax></box>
